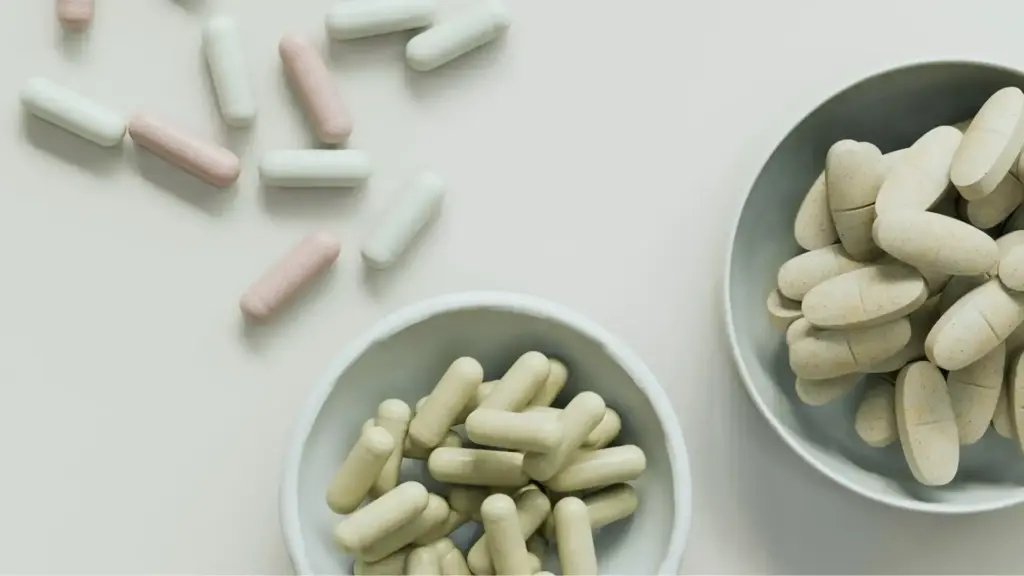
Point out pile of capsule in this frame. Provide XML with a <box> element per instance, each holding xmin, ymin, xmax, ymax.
<box><xmin>325</xmin><ymin>352</ymin><xmax>646</xmax><ymax>575</ymax></box>
<box><xmin>42</xmin><ymin>0</ymin><xmax>511</xmax><ymax>322</ymax></box>
<box><xmin>766</xmin><ymin>86</ymin><xmax>1024</xmax><ymax>487</ymax></box>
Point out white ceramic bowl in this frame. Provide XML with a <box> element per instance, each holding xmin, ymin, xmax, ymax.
<box><xmin>280</xmin><ymin>291</ymin><xmax>692</xmax><ymax>574</ymax></box>
<box><xmin>726</xmin><ymin>60</ymin><xmax>1024</xmax><ymax>514</ymax></box>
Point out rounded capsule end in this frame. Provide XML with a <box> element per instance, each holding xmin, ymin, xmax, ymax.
<box><xmin>362</xmin><ymin>426</ymin><xmax>396</xmax><ymax>456</ymax></box>
<box><xmin>480</xmin><ymin>493</ymin><xmax>517</xmax><ymax>521</ymax></box>
<box><xmin>378</xmin><ymin>398</ymin><xmax>412</xmax><ymax>421</ymax></box>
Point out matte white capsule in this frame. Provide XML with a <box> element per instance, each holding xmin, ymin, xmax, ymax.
<box><xmin>406</xmin><ymin>1</ymin><xmax>510</xmax><ymax>72</ymax></box>
<box><xmin>362</xmin><ymin>173</ymin><xmax>445</xmax><ymax>269</ymax></box>
<box><xmin>327</xmin><ymin>0</ymin><xmax>437</xmax><ymax>40</ymax></box>
<box><xmin>21</xmin><ymin>77</ymin><xmax>126</xmax><ymax>147</ymax></box>
<box><xmin>259</xmin><ymin>150</ymin><xmax>371</xmax><ymax>188</ymax></box>
<box><xmin>203</xmin><ymin>16</ymin><xmax>256</xmax><ymax>127</ymax></box>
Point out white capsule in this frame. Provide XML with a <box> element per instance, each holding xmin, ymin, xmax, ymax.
<box><xmin>21</xmin><ymin>77</ymin><xmax>126</xmax><ymax>147</ymax></box>
<box><xmin>203</xmin><ymin>16</ymin><xmax>256</xmax><ymax>127</ymax></box>
<box><xmin>406</xmin><ymin>1</ymin><xmax>510</xmax><ymax>72</ymax></box>
<box><xmin>259</xmin><ymin>150</ymin><xmax>370</xmax><ymax>188</ymax></box>
<box><xmin>327</xmin><ymin>0</ymin><xmax>436</xmax><ymax>40</ymax></box>
<box><xmin>362</xmin><ymin>173</ymin><xmax>445</xmax><ymax>269</ymax></box>
<box><xmin>466</xmin><ymin>409</ymin><xmax>563</xmax><ymax>453</ymax></box>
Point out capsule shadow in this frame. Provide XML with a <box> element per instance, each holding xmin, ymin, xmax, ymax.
<box><xmin>238</xmin><ymin>266</ymin><xmax>341</xmax><ymax>352</ymax></box>
<box><xmin>21</xmin><ymin>113</ymin><xmax>125</xmax><ymax>176</ymax></box>
<box><xmin>58</xmin><ymin>27</ymin><xmax>89</xmax><ymax>60</ymax></box>
<box><xmin>259</xmin><ymin>181</ymin><xmax>365</xmax><ymax>221</ymax></box>
<box><xmin>129</xmin><ymin>144</ymin><xmax>236</xmax><ymax>217</ymax></box>
<box><xmin>402</xmin><ymin>35</ymin><xmax>509</xmax><ymax>99</ymax></box>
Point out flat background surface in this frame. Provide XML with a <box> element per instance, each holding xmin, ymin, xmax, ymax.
<box><xmin>4</xmin><ymin>1</ymin><xmax>1024</xmax><ymax>574</ymax></box>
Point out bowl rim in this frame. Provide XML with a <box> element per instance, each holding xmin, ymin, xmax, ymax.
<box><xmin>279</xmin><ymin>290</ymin><xmax>693</xmax><ymax>574</ymax></box>
<box><xmin>723</xmin><ymin>58</ymin><xmax>1024</xmax><ymax>515</ymax></box>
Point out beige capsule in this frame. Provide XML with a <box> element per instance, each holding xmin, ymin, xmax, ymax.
<box><xmin>872</xmin><ymin>211</ymin><xmax>998</xmax><ymax>276</ymax></box>
<box><xmin>553</xmin><ymin>497</ymin><xmax>598</xmax><ymax>576</ymax></box>
<box><xmin>795</xmin><ymin>374</ymin><xmax>861</xmax><ymax>406</ymax></box>
<box><xmin>406</xmin><ymin>546</ymin><xmax>440</xmax><ymax>575</ymax></box>
<box><xmin>951</xmin><ymin>87</ymin><xmax>1024</xmax><ymax>200</ymax></box>
<box><xmin>325</xmin><ymin>426</ymin><xmax>396</xmax><ymax>514</ymax></box>
<box><xmin>967</xmin><ymin>174</ymin><xmax>1024</xmax><ymax>229</ymax></box>
<box><xmin>777</xmin><ymin>244</ymin><xmax>870</xmax><ymax>301</ymax></box>
<box><xmin>529</xmin><ymin>359</ymin><xmax>569</xmax><ymax>407</ymax></box>
<box><xmin>583</xmin><ymin>408</ymin><xmax>622</xmax><ymax>449</ymax></box>
<box><xmin>428</xmin><ymin>447</ymin><xmax>530</xmax><ymax>487</ymax></box>
<box><xmin>543</xmin><ymin>483</ymin><xmax>638</xmax><ymax>541</ymax></box>
<box><xmin>855</xmin><ymin>380</ymin><xmax>898</xmax><ymax>447</ymax></box>
<box><xmin>372</xmin><ymin>399</ymin><xmax>412</xmax><ymax>495</ymax></box>
<box><xmin>334</xmin><ymin>481</ymin><xmax>429</xmax><ymax>553</ymax></box>
<box><xmin>875</xmin><ymin>126</ymin><xmax>962</xmax><ymax>215</ymax></box>
<box><xmin>409</xmin><ymin>357</ymin><xmax>484</xmax><ymax>449</ymax></box>
<box><xmin>926</xmin><ymin>279</ymin><xmax>1024</xmax><ymax>371</ymax></box>
<box><xmin>415</xmin><ymin>508</ymin><xmax>467</xmax><ymax>545</ymax></box>
<box><xmin>895</xmin><ymin>362</ymin><xmax>959</xmax><ymax>486</ymax></box>
<box><xmin>545</xmin><ymin>445</ymin><xmax>646</xmax><ymax>493</ymax></box>
<box><xmin>801</xmin><ymin>264</ymin><xmax>927</xmax><ymax>329</ymax></box>
<box><xmin>481</xmin><ymin>352</ymin><xmax>551</xmax><ymax>412</ymax></box>
<box><xmin>466</xmin><ymin>409</ymin><xmax>564</xmax><ymax>453</ymax></box>
<box><xmin>405</xmin><ymin>430</ymin><xmax>462</xmax><ymax>460</ymax></box>
<box><xmin>354</xmin><ymin>548</ymin><xmax>410</xmax><ymax>576</ymax></box>
<box><xmin>468</xmin><ymin>486</ymin><xmax>551</xmax><ymax>575</ymax></box>
<box><xmin>523</xmin><ymin>392</ymin><xmax>607</xmax><ymax>482</ymax></box>
<box><xmin>766</xmin><ymin>290</ymin><xmax>803</xmax><ymax>331</ymax></box>
<box><xmin>789</xmin><ymin>317</ymin><xmax>911</xmax><ymax>380</ymax></box>
<box><xmin>480</xmin><ymin>494</ymin><xmax>533</xmax><ymax>576</ymax></box>
<box><xmin>360</xmin><ymin>492</ymin><xmax>451</xmax><ymax>562</ymax></box>
<box><xmin>948</xmin><ymin>342</ymin><xmax>1005</xmax><ymax>445</ymax></box>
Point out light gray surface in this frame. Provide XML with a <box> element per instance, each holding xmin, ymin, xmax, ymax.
<box><xmin>7</xmin><ymin>0</ymin><xmax>1024</xmax><ymax>573</ymax></box>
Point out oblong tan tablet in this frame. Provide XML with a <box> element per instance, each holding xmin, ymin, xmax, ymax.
<box><xmin>786</xmin><ymin>317</ymin><xmax>812</xmax><ymax>347</ymax></box>
<box><xmin>1000</xmin><ymin>245</ymin><xmax>1024</xmax><ymax>291</ymax></box>
<box><xmin>895</xmin><ymin>361</ymin><xmax>959</xmax><ymax>486</ymax></box>
<box><xmin>827</xmin><ymin>140</ymin><xmax>885</xmax><ymax>260</ymax></box>
<box><xmin>947</xmin><ymin>342</ymin><xmax>1005</xmax><ymax>445</ymax></box>
<box><xmin>795</xmin><ymin>373</ymin><xmax>861</xmax><ymax>406</ymax></box>
<box><xmin>967</xmin><ymin>174</ymin><xmax>1024</xmax><ymax>229</ymax></box>
<box><xmin>1009</xmin><ymin>351</ymin><xmax>1024</xmax><ymax>452</ymax></box>
<box><xmin>855</xmin><ymin>380</ymin><xmax>898</xmax><ymax>447</ymax></box>
<box><xmin>864</xmin><ymin>297</ymin><xmax>939</xmax><ymax>373</ymax></box>
<box><xmin>951</xmin><ymin>87</ymin><xmax>1024</xmax><ymax>200</ymax></box>
<box><xmin>926</xmin><ymin>279</ymin><xmax>1024</xmax><ymax>370</ymax></box>
<box><xmin>993</xmin><ymin>375</ymin><xmax>1014</xmax><ymax>438</ymax></box>
<box><xmin>789</xmin><ymin>317</ymin><xmax>912</xmax><ymax>379</ymax></box>
<box><xmin>777</xmin><ymin>244</ymin><xmax>869</xmax><ymax>301</ymax></box>
<box><xmin>937</xmin><ymin>274</ymin><xmax>989</xmax><ymax>315</ymax></box>
<box><xmin>872</xmin><ymin>211</ymin><xmax>998</xmax><ymax>275</ymax></box>
<box><xmin>801</xmin><ymin>263</ymin><xmax>927</xmax><ymax>329</ymax></box>
<box><xmin>766</xmin><ymin>290</ymin><xmax>802</xmax><ymax>331</ymax></box>
<box><xmin>794</xmin><ymin>171</ymin><xmax>836</xmax><ymax>250</ymax></box>
<box><xmin>875</xmin><ymin>126</ymin><xmax>961</xmax><ymax>215</ymax></box>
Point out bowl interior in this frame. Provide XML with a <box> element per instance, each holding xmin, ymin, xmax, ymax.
<box><xmin>290</xmin><ymin>301</ymin><xmax>684</xmax><ymax>573</ymax></box>
<box><xmin>727</xmin><ymin>61</ymin><xmax>1024</xmax><ymax>512</ymax></box>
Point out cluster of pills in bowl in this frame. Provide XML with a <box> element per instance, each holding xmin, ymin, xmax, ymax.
<box><xmin>767</xmin><ymin>86</ymin><xmax>1024</xmax><ymax>487</ymax></box>
<box><xmin>326</xmin><ymin>352</ymin><xmax>646</xmax><ymax>575</ymax></box>
<box><xmin>40</xmin><ymin>0</ymin><xmax>510</xmax><ymax>322</ymax></box>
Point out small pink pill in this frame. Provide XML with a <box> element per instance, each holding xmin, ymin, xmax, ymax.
<box><xmin>240</xmin><ymin>232</ymin><xmax>342</xmax><ymax>320</ymax></box>
<box><xmin>279</xmin><ymin>35</ymin><xmax>353</xmax><ymax>145</ymax></box>
<box><xmin>128</xmin><ymin>113</ymin><xmax>241</xmax><ymax>188</ymax></box>
<box><xmin>58</xmin><ymin>0</ymin><xmax>93</xmax><ymax>31</ymax></box>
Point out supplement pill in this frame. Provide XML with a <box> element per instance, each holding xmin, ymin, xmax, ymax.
<box><xmin>523</xmin><ymin>392</ymin><xmax>606</xmax><ymax>482</ymax></box>
<box><xmin>826</xmin><ymin>140</ymin><xmax>885</xmax><ymax>260</ymax></box>
<box><xmin>873</xmin><ymin>211</ymin><xmax>998</xmax><ymax>276</ymax></box>
<box><xmin>793</xmin><ymin>171</ymin><xmax>836</xmax><ymax>250</ymax></box>
<box><xmin>854</xmin><ymin>382</ymin><xmax>898</xmax><ymax>447</ymax></box>
<box><xmin>766</xmin><ymin>290</ymin><xmax>803</xmax><ymax>331</ymax></box>
<box><xmin>279</xmin><ymin>35</ymin><xmax>353</xmax><ymax>144</ymax></box>
<box><xmin>1000</xmin><ymin>245</ymin><xmax>1024</xmax><ymax>291</ymax></box>
<box><xmin>239</xmin><ymin>232</ymin><xmax>341</xmax><ymax>320</ymax></box>
<box><xmin>947</xmin><ymin>343</ymin><xmax>1005</xmax><ymax>445</ymax></box>
<box><xmin>405</xmin><ymin>430</ymin><xmax>461</xmax><ymax>460</ymax></box>
<box><xmin>529</xmin><ymin>359</ymin><xmax>568</xmax><ymax>407</ymax></box>
<box><xmin>406</xmin><ymin>1</ymin><xmax>510</xmax><ymax>71</ymax></box>
<box><xmin>406</xmin><ymin>546</ymin><xmax>440</xmax><ymax>576</ymax></box>
<box><xmin>325</xmin><ymin>426</ymin><xmax>395</xmax><ymax>514</ymax></box>
<box><xmin>360</xmin><ymin>493</ymin><xmax>450</xmax><ymax>562</ymax></box>
<box><xmin>465</xmin><ymin>409</ymin><xmax>563</xmax><ymax>453</ymax></box>
<box><xmin>544</xmin><ymin>444</ymin><xmax>647</xmax><ymax>493</ymax></box>
<box><xmin>203</xmin><ymin>16</ymin><xmax>256</xmax><ymax>127</ymax></box>
<box><xmin>439</xmin><ymin>545</ymin><xmax>472</xmax><ymax>576</ymax></box>
<box><xmin>777</xmin><ymin>244</ymin><xmax>868</xmax><ymax>301</ymax></box>
<box><xmin>128</xmin><ymin>113</ymin><xmax>241</xmax><ymax>187</ymax></box>
<box><xmin>543</xmin><ymin>483</ymin><xmax>638</xmax><ymax>540</ymax></box>
<box><xmin>966</xmin><ymin>174</ymin><xmax>1024</xmax><ymax>229</ymax></box>
<box><xmin>259</xmin><ymin>150</ymin><xmax>371</xmax><ymax>188</ymax></box>
<box><xmin>875</xmin><ymin>126</ymin><xmax>961</xmax><ymax>214</ymax></box>
<box><xmin>354</xmin><ymin>549</ymin><xmax>410</xmax><ymax>576</ymax></box>
<box><xmin>409</xmin><ymin>357</ymin><xmax>484</xmax><ymax>448</ymax></box>
<box><xmin>926</xmin><ymin>279</ymin><xmax>1024</xmax><ymax>370</ymax></box>
<box><xmin>467</xmin><ymin>486</ymin><xmax>551</xmax><ymax>575</ymax></box>
<box><xmin>480</xmin><ymin>494</ymin><xmax>533</xmax><ymax>576</ymax></box>
<box><xmin>800</xmin><ymin>263</ymin><xmax>927</xmax><ymax>330</ymax></box>
<box><xmin>447</xmin><ymin>486</ymin><xmax>490</xmax><ymax>521</ymax></box>
<box><xmin>553</xmin><ymin>497</ymin><xmax>598</xmax><ymax>576</ymax></box>
<box><xmin>789</xmin><ymin>317</ymin><xmax>911</xmax><ymax>379</ymax></box>
<box><xmin>583</xmin><ymin>408</ymin><xmax>622</xmax><ymax>449</ymax></box>
<box><xmin>327</xmin><ymin>0</ymin><xmax>436</xmax><ymax>40</ymax></box>
<box><xmin>795</xmin><ymin>374</ymin><xmax>861</xmax><ymax>406</ymax></box>
<box><xmin>21</xmin><ymin>78</ymin><xmax>125</xmax><ymax>147</ymax></box>
<box><xmin>895</xmin><ymin>362</ymin><xmax>959</xmax><ymax>486</ymax></box>
<box><xmin>334</xmin><ymin>481</ymin><xmax>429</xmax><ymax>552</ymax></box>
<box><xmin>951</xmin><ymin>87</ymin><xmax>1024</xmax><ymax>200</ymax></box>
<box><xmin>427</xmin><ymin>448</ymin><xmax>529</xmax><ymax>487</ymax></box>
<box><xmin>372</xmin><ymin>399</ymin><xmax>412</xmax><ymax>495</ymax></box>
<box><xmin>361</xmin><ymin>173</ymin><xmax>446</xmax><ymax>269</ymax></box>
<box><xmin>480</xmin><ymin>351</ymin><xmax>551</xmax><ymax>412</ymax></box>
<box><xmin>57</xmin><ymin>0</ymin><xmax>92</xmax><ymax>30</ymax></box>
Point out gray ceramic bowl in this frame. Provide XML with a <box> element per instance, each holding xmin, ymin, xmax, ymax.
<box><xmin>725</xmin><ymin>61</ymin><xmax>1024</xmax><ymax>513</ymax></box>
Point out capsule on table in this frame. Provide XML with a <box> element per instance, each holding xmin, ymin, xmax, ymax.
<box><xmin>523</xmin><ymin>392</ymin><xmax>606</xmax><ymax>482</ymax></box>
<box><xmin>480</xmin><ymin>494</ymin><xmax>533</xmax><ymax>576</ymax></box>
<box><xmin>468</xmin><ymin>486</ymin><xmax>550</xmax><ymax>575</ymax></box>
<box><xmin>406</xmin><ymin>0</ymin><xmax>510</xmax><ymax>71</ymax></box>
<box><xmin>544</xmin><ymin>445</ymin><xmax>647</xmax><ymax>493</ymax></box>
<box><xmin>553</xmin><ymin>497</ymin><xmax>597</xmax><ymax>576</ymax></box>
<box><xmin>239</xmin><ymin>232</ymin><xmax>341</xmax><ymax>320</ymax></box>
<box><xmin>409</xmin><ymin>357</ymin><xmax>484</xmax><ymax>448</ymax></box>
<box><xmin>325</xmin><ymin>426</ymin><xmax>395</xmax><ymax>514</ymax></box>
<box><xmin>359</xmin><ymin>493</ymin><xmax>450</xmax><ymax>562</ymax></box>
<box><xmin>21</xmin><ymin>77</ymin><xmax>126</xmax><ymax>147</ymax></box>
<box><xmin>372</xmin><ymin>399</ymin><xmax>413</xmax><ymax>495</ymax></box>
<box><xmin>279</xmin><ymin>35</ymin><xmax>353</xmax><ymax>144</ymax></box>
<box><xmin>58</xmin><ymin>0</ymin><xmax>93</xmax><ymax>30</ymax></box>
<box><xmin>361</xmin><ymin>173</ymin><xmax>446</xmax><ymax>270</ymax></box>
<box><xmin>480</xmin><ymin>352</ymin><xmax>551</xmax><ymax>412</ymax></box>
<box><xmin>465</xmin><ymin>408</ymin><xmax>563</xmax><ymax>453</ymax></box>
<box><xmin>203</xmin><ymin>16</ymin><xmax>256</xmax><ymax>127</ymax></box>
<box><xmin>128</xmin><ymin>113</ymin><xmax>240</xmax><ymax>188</ymax></box>
<box><xmin>427</xmin><ymin>447</ymin><xmax>529</xmax><ymax>487</ymax></box>
<box><xmin>260</xmin><ymin>150</ymin><xmax>371</xmax><ymax>188</ymax></box>
<box><xmin>333</xmin><ymin>481</ymin><xmax>429</xmax><ymax>553</ymax></box>
<box><xmin>327</xmin><ymin>0</ymin><xmax>437</xmax><ymax>40</ymax></box>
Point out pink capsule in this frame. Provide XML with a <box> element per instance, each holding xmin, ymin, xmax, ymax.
<box><xmin>128</xmin><ymin>113</ymin><xmax>241</xmax><ymax>188</ymax></box>
<box><xmin>57</xmin><ymin>0</ymin><xmax>93</xmax><ymax>31</ymax></box>
<box><xmin>279</xmin><ymin>35</ymin><xmax>353</xmax><ymax>145</ymax></box>
<box><xmin>240</xmin><ymin>232</ymin><xmax>342</xmax><ymax>320</ymax></box>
